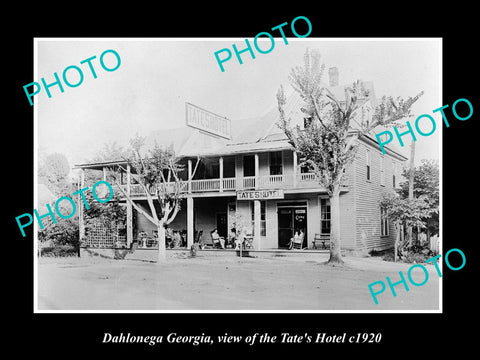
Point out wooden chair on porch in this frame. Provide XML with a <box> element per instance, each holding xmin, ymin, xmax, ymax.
<box><xmin>292</xmin><ymin>232</ymin><xmax>305</xmax><ymax>250</ymax></box>
<box><xmin>210</xmin><ymin>231</ymin><xmax>224</xmax><ymax>249</ymax></box>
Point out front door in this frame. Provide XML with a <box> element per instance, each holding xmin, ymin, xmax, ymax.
<box><xmin>294</xmin><ymin>208</ymin><xmax>307</xmax><ymax>248</ymax></box>
<box><xmin>278</xmin><ymin>208</ymin><xmax>293</xmax><ymax>248</ymax></box>
<box><xmin>277</xmin><ymin>207</ymin><xmax>307</xmax><ymax>248</ymax></box>
<box><xmin>216</xmin><ymin>212</ymin><xmax>228</xmax><ymax>239</ymax></box>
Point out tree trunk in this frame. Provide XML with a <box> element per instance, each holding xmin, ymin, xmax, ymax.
<box><xmin>328</xmin><ymin>187</ymin><xmax>343</xmax><ymax>264</ymax></box>
<box><xmin>407</xmin><ymin>139</ymin><xmax>415</xmax><ymax>245</ymax></box>
<box><xmin>157</xmin><ymin>223</ymin><xmax>167</xmax><ymax>263</ymax></box>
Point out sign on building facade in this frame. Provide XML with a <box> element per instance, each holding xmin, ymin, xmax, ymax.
<box><xmin>236</xmin><ymin>189</ymin><xmax>285</xmax><ymax>200</ymax></box>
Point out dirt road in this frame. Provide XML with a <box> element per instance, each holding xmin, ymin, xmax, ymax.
<box><xmin>37</xmin><ymin>253</ymin><xmax>440</xmax><ymax>311</ymax></box>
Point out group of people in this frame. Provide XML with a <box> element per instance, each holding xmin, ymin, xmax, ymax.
<box><xmin>203</xmin><ymin>227</ymin><xmax>248</xmax><ymax>249</ymax></box>
<box><xmin>208</xmin><ymin>228</ymin><xmax>238</xmax><ymax>249</ymax></box>
<box><xmin>166</xmin><ymin>228</ymin><xmax>186</xmax><ymax>248</ymax></box>
<box><xmin>139</xmin><ymin>227</ymin><xmax>251</xmax><ymax>250</ymax></box>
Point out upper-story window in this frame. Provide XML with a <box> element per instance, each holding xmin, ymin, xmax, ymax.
<box><xmin>392</xmin><ymin>161</ymin><xmax>397</xmax><ymax>188</ymax></box>
<box><xmin>269</xmin><ymin>151</ymin><xmax>283</xmax><ymax>175</ymax></box>
<box><xmin>243</xmin><ymin>155</ymin><xmax>255</xmax><ymax>177</ymax></box>
<box><xmin>366</xmin><ymin>149</ymin><xmax>371</xmax><ymax>181</ymax></box>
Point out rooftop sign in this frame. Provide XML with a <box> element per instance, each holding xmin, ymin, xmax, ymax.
<box><xmin>185</xmin><ymin>102</ymin><xmax>231</xmax><ymax>139</ymax></box>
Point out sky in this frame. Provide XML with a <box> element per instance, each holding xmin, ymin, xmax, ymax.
<box><xmin>35</xmin><ymin>38</ymin><xmax>441</xmax><ymax>171</ymax></box>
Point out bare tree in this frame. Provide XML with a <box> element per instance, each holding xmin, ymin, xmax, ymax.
<box><xmin>109</xmin><ymin>134</ymin><xmax>200</xmax><ymax>262</ymax></box>
<box><xmin>277</xmin><ymin>49</ymin><xmax>423</xmax><ymax>264</ymax></box>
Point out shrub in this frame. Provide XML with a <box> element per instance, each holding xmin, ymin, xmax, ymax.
<box><xmin>38</xmin><ymin>218</ymin><xmax>79</xmax><ymax>248</ymax></box>
<box><xmin>40</xmin><ymin>245</ymin><xmax>78</xmax><ymax>257</ymax></box>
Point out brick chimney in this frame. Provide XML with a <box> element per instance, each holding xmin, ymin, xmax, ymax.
<box><xmin>328</xmin><ymin>67</ymin><xmax>339</xmax><ymax>87</ymax></box>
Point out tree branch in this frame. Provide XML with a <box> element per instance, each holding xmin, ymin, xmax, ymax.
<box><xmin>166</xmin><ymin>202</ymin><xmax>181</xmax><ymax>225</ymax></box>
<box><xmin>111</xmin><ymin>178</ymin><xmax>158</xmax><ymax>225</ymax></box>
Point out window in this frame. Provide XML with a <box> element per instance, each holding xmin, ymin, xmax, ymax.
<box><xmin>320</xmin><ymin>198</ymin><xmax>331</xmax><ymax>234</ymax></box>
<box><xmin>269</xmin><ymin>151</ymin><xmax>283</xmax><ymax>175</ymax></box>
<box><xmin>243</xmin><ymin>155</ymin><xmax>255</xmax><ymax>177</ymax></box>
<box><xmin>381</xmin><ymin>207</ymin><xmax>389</xmax><ymax>236</ymax></box>
<box><xmin>366</xmin><ymin>149</ymin><xmax>371</xmax><ymax>181</ymax></box>
<box><xmin>392</xmin><ymin>161</ymin><xmax>397</xmax><ymax>188</ymax></box>
<box><xmin>250</xmin><ymin>201</ymin><xmax>266</xmax><ymax>236</ymax></box>
<box><xmin>380</xmin><ymin>156</ymin><xmax>385</xmax><ymax>186</ymax></box>
<box><xmin>211</xmin><ymin>163</ymin><xmax>219</xmax><ymax>179</ymax></box>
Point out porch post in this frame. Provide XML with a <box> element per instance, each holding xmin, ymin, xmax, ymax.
<box><xmin>188</xmin><ymin>159</ymin><xmax>192</xmax><ymax>193</ymax></box>
<box><xmin>126</xmin><ymin>163</ymin><xmax>133</xmax><ymax>248</ymax></box>
<box><xmin>187</xmin><ymin>196</ymin><xmax>194</xmax><ymax>247</ymax></box>
<box><xmin>293</xmin><ymin>150</ymin><xmax>297</xmax><ymax>188</ymax></box>
<box><xmin>235</xmin><ymin>155</ymin><xmax>241</xmax><ymax>190</ymax></box>
<box><xmin>254</xmin><ymin>199</ymin><xmax>261</xmax><ymax>249</ymax></box>
<box><xmin>219</xmin><ymin>156</ymin><xmax>224</xmax><ymax>192</ymax></box>
<box><xmin>78</xmin><ymin>169</ymin><xmax>85</xmax><ymax>247</ymax></box>
<box><xmin>254</xmin><ymin>153</ymin><xmax>259</xmax><ymax>189</ymax></box>
<box><xmin>102</xmin><ymin>166</ymin><xmax>107</xmax><ymax>182</ymax></box>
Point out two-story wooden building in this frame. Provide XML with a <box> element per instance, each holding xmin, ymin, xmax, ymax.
<box><xmin>75</xmin><ymin>72</ymin><xmax>407</xmax><ymax>253</ymax></box>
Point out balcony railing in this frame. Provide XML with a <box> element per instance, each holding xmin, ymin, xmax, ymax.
<box><xmin>114</xmin><ymin>173</ymin><xmax>348</xmax><ymax>197</ymax></box>
<box><xmin>243</xmin><ymin>176</ymin><xmax>256</xmax><ymax>189</ymax></box>
<box><xmin>191</xmin><ymin>179</ymin><xmax>220</xmax><ymax>192</ymax></box>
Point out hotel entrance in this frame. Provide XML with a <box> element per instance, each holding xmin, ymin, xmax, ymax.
<box><xmin>277</xmin><ymin>203</ymin><xmax>307</xmax><ymax>249</ymax></box>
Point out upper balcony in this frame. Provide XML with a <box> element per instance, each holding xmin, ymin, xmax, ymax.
<box><xmin>116</xmin><ymin>172</ymin><xmax>348</xmax><ymax>197</ymax></box>
<box><xmin>77</xmin><ymin>151</ymin><xmax>350</xmax><ymax>198</ymax></box>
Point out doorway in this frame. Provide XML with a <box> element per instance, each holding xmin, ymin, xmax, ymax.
<box><xmin>216</xmin><ymin>212</ymin><xmax>228</xmax><ymax>239</ymax></box>
<box><xmin>277</xmin><ymin>206</ymin><xmax>307</xmax><ymax>248</ymax></box>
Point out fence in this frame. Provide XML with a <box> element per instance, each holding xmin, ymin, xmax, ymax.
<box><xmin>83</xmin><ymin>221</ymin><xmax>127</xmax><ymax>248</ymax></box>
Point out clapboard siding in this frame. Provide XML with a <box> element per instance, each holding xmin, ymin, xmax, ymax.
<box><xmin>339</xmin><ymin>190</ymin><xmax>356</xmax><ymax>249</ymax></box>
<box><xmin>353</xmin><ymin>141</ymin><xmax>400</xmax><ymax>251</ymax></box>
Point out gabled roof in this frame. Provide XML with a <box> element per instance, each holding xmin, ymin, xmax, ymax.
<box><xmin>75</xmin><ymin>80</ymin><xmax>407</xmax><ymax>169</ymax></box>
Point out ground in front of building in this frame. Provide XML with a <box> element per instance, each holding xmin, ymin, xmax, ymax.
<box><xmin>37</xmin><ymin>253</ymin><xmax>440</xmax><ymax>311</ymax></box>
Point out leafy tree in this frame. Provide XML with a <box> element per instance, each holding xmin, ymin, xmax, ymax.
<box><xmin>379</xmin><ymin>194</ymin><xmax>435</xmax><ymax>261</ymax></box>
<box><xmin>109</xmin><ymin>134</ymin><xmax>200</xmax><ymax>262</ymax></box>
<box><xmin>277</xmin><ymin>49</ymin><xmax>424</xmax><ymax>264</ymax></box>
<box><xmin>90</xmin><ymin>141</ymin><xmax>130</xmax><ymax>162</ymax></box>
<box><xmin>37</xmin><ymin>152</ymin><xmax>79</xmax><ymax>254</ymax></box>
<box><xmin>398</xmin><ymin>159</ymin><xmax>439</xmax><ymax>237</ymax></box>
<box><xmin>39</xmin><ymin>152</ymin><xmax>70</xmax><ymax>185</ymax></box>
<box><xmin>82</xmin><ymin>141</ymin><xmax>131</xmax><ymax>186</ymax></box>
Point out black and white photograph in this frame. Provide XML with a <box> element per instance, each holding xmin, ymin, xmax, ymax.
<box><xmin>7</xmin><ymin>6</ymin><xmax>478</xmax><ymax>356</ymax></box>
<box><xmin>33</xmin><ymin>38</ymin><xmax>441</xmax><ymax>312</ymax></box>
